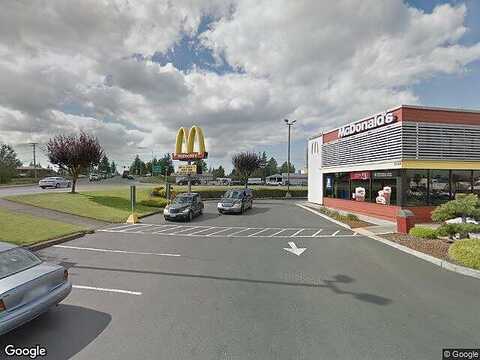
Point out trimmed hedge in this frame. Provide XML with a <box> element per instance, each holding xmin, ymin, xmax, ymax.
<box><xmin>449</xmin><ymin>239</ymin><xmax>480</xmax><ymax>269</ymax></box>
<box><xmin>409</xmin><ymin>226</ymin><xmax>438</xmax><ymax>239</ymax></box>
<box><xmin>139</xmin><ymin>198</ymin><xmax>168</xmax><ymax>208</ymax></box>
<box><xmin>151</xmin><ymin>186</ymin><xmax>307</xmax><ymax>199</ymax></box>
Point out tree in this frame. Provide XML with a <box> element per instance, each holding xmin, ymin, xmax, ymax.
<box><xmin>158</xmin><ymin>154</ymin><xmax>174</xmax><ymax>175</ymax></box>
<box><xmin>432</xmin><ymin>194</ymin><xmax>480</xmax><ymax>223</ymax></box>
<box><xmin>232</xmin><ymin>152</ymin><xmax>262</xmax><ymax>188</ymax></box>
<box><xmin>193</xmin><ymin>159</ymin><xmax>208</xmax><ymax>174</ymax></box>
<box><xmin>99</xmin><ymin>155</ymin><xmax>110</xmax><ymax>174</ymax></box>
<box><xmin>110</xmin><ymin>161</ymin><xmax>117</xmax><ymax>175</ymax></box>
<box><xmin>266</xmin><ymin>157</ymin><xmax>278</xmax><ymax>176</ymax></box>
<box><xmin>212</xmin><ymin>165</ymin><xmax>225</xmax><ymax>179</ymax></box>
<box><xmin>0</xmin><ymin>144</ymin><xmax>22</xmax><ymax>184</ymax></box>
<box><xmin>279</xmin><ymin>161</ymin><xmax>295</xmax><ymax>174</ymax></box>
<box><xmin>46</xmin><ymin>132</ymin><xmax>104</xmax><ymax>193</ymax></box>
<box><xmin>130</xmin><ymin>155</ymin><xmax>146</xmax><ymax>175</ymax></box>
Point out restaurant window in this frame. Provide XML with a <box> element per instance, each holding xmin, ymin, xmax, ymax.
<box><xmin>334</xmin><ymin>173</ymin><xmax>350</xmax><ymax>199</ymax></box>
<box><xmin>474</xmin><ymin>171</ymin><xmax>480</xmax><ymax>195</ymax></box>
<box><xmin>405</xmin><ymin>170</ymin><xmax>428</xmax><ymax>205</ymax></box>
<box><xmin>372</xmin><ymin>171</ymin><xmax>397</xmax><ymax>205</ymax></box>
<box><xmin>451</xmin><ymin>170</ymin><xmax>472</xmax><ymax>199</ymax></box>
<box><xmin>429</xmin><ymin>170</ymin><xmax>450</xmax><ymax>205</ymax></box>
<box><xmin>350</xmin><ymin>172</ymin><xmax>370</xmax><ymax>202</ymax></box>
<box><xmin>324</xmin><ymin>175</ymin><xmax>334</xmax><ymax>198</ymax></box>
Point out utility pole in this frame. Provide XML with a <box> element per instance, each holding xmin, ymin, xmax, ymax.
<box><xmin>29</xmin><ymin>143</ymin><xmax>38</xmax><ymax>179</ymax></box>
<box><xmin>284</xmin><ymin>119</ymin><xmax>296</xmax><ymax>197</ymax></box>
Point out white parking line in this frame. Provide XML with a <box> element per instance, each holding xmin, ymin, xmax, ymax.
<box><xmin>188</xmin><ymin>226</ymin><xmax>217</xmax><ymax>235</ymax></box>
<box><xmin>73</xmin><ymin>285</ymin><xmax>142</xmax><ymax>296</ymax></box>
<box><xmin>152</xmin><ymin>225</ymin><xmax>182</xmax><ymax>234</ymax></box>
<box><xmin>206</xmin><ymin>227</ymin><xmax>233</xmax><ymax>236</ymax></box>
<box><xmin>248</xmin><ymin>228</ymin><xmax>271</xmax><ymax>237</ymax></box>
<box><xmin>54</xmin><ymin>245</ymin><xmax>181</xmax><ymax>257</ymax></box>
<box><xmin>332</xmin><ymin>230</ymin><xmax>340</xmax><ymax>236</ymax></box>
<box><xmin>268</xmin><ymin>229</ymin><xmax>287</xmax><ymax>237</ymax></box>
<box><xmin>311</xmin><ymin>229</ymin><xmax>324</xmax><ymax>237</ymax></box>
<box><xmin>290</xmin><ymin>229</ymin><xmax>305</xmax><ymax>237</ymax></box>
<box><xmin>227</xmin><ymin>228</ymin><xmax>251</xmax><ymax>237</ymax></box>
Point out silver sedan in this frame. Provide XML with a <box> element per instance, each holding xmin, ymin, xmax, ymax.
<box><xmin>38</xmin><ymin>176</ymin><xmax>71</xmax><ymax>189</ymax></box>
<box><xmin>0</xmin><ymin>242</ymin><xmax>72</xmax><ymax>335</ymax></box>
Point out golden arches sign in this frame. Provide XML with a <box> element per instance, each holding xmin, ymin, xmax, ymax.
<box><xmin>173</xmin><ymin>125</ymin><xmax>208</xmax><ymax>160</ymax></box>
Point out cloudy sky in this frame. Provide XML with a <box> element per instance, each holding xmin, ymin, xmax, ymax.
<box><xmin>1</xmin><ymin>0</ymin><xmax>480</xmax><ymax>172</ymax></box>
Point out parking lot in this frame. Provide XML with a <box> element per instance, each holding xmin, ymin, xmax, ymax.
<box><xmin>1</xmin><ymin>200</ymin><xmax>479</xmax><ymax>360</ymax></box>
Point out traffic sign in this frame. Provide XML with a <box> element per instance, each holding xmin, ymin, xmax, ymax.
<box><xmin>178</xmin><ymin>164</ymin><xmax>197</xmax><ymax>175</ymax></box>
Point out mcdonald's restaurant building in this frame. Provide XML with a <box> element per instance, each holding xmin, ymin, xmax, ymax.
<box><xmin>307</xmin><ymin>105</ymin><xmax>480</xmax><ymax>232</ymax></box>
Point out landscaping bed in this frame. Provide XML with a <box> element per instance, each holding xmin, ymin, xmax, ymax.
<box><xmin>0</xmin><ymin>208</ymin><xmax>86</xmax><ymax>246</ymax></box>
<box><xmin>382</xmin><ymin>232</ymin><xmax>451</xmax><ymax>260</ymax></box>
<box><xmin>6</xmin><ymin>188</ymin><xmax>168</xmax><ymax>223</ymax></box>
<box><xmin>311</xmin><ymin>206</ymin><xmax>372</xmax><ymax>228</ymax></box>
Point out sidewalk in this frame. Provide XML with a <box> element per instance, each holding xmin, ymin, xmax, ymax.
<box><xmin>299</xmin><ymin>201</ymin><xmax>397</xmax><ymax>234</ymax></box>
<box><xmin>0</xmin><ymin>198</ymin><xmax>108</xmax><ymax>230</ymax></box>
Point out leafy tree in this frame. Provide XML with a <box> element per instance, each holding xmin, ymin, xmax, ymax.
<box><xmin>193</xmin><ymin>159</ymin><xmax>208</xmax><ymax>174</ymax></box>
<box><xmin>0</xmin><ymin>144</ymin><xmax>22</xmax><ymax>184</ymax></box>
<box><xmin>99</xmin><ymin>155</ymin><xmax>110</xmax><ymax>174</ymax></box>
<box><xmin>232</xmin><ymin>152</ymin><xmax>262</xmax><ymax>188</ymax></box>
<box><xmin>279</xmin><ymin>161</ymin><xmax>295</xmax><ymax>174</ymax></box>
<box><xmin>110</xmin><ymin>161</ymin><xmax>117</xmax><ymax>175</ymax></box>
<box><xmin>46</xmin><ymin>132</ymin><xmax>104</xmax><ymax>193</ymax></box>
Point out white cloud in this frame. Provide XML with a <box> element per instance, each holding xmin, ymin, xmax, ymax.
<box><xmin>0</xmin><ymin>0</ymin><xmax>479</xmax><ymax>169</ymax></box>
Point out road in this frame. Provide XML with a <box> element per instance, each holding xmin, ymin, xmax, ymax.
<box><xmin>0</xmin><ymin>177</ymin><xmax>143</xmax><ymax>197</ymax></box>
<box><xmin>1</xmin><ymin>200</ymin><xmax>479</xmax><ymax>359</ymax></box>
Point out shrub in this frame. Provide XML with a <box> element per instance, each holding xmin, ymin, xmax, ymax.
<box><xmin>346</xmin><ymin>213</ymin><xmax>359</xmax><ymax>221</ymax></box>
<box><xmin>139</xmin><ymin>198</ymin><xmax>168</xmax><ymax>208</ymax></box>
<box><xmin>448</xmin><ymin>239</ymin><xmax>480</xmax><ymax>269</ymax></box>
<box><xmin>432</xmin><ymin>194</ymin><xmax>480</xmax><ymax>222</ymax></box>
<box><xmin>151</xmin><ymin>186</ymin><xmax>176</xmax><ymax>199</ymax></box>
<box><xmin>409</xmin><ymin>226</ymin><xmax>438</xmax><ymax>239</ymax></box>
<box><xmin>437</xmin><ymin>223</ymin><xmax>480</xmax><ymax>239</ymax></box>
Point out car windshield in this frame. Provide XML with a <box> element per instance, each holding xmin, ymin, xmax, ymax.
<box><xmin>173</xmin><ymin>196</ymin><xmax>193</xmax><ymax>204</ymax></box>
<box><xmin>224</xmin><ymin>190</ymin><xmax>243</xmax><ymax>199</ymax></box>
<box><xmin>0</xmin><ymin>248</ymin><xmax>42</xmax><ymax>279</ymax></box>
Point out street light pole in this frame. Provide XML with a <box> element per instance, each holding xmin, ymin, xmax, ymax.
<box><xmin>284</xmin><ymin>119</ymin><xmax>296</xmax><ymax>197</ymax></box>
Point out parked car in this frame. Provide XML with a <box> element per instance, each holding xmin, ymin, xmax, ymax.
<box><xmin>38</xmin><ymin>177</ymin><xmax>71</xmax><ymax>189</ymax></box>
<box><xmin>163</xmin><ymin>193</ymin><xmax>204</xmax><ymax>222</ymax></box>
<box><xmin>0</xmin><ymin>242</ymin><xmax>72</xmax><ymax>335</ymax></box>
<box><xmin>176</xmin><ymin>178</ymin><xmax>201</xmax><ymax>186</ymax></box>
<box><xmin>217</xmin><ymin>188</ymin><xmax>253</xmax><ymax>214</ymax></box>
<box><xmin>127</xmin><ymin>175</ymin><xmax>135</xmax><ymax>180</ymax></box>
<box><xmin>89</xmin><ymin>173</ymin><xmax>100</xmax><ymax>182</ymax></box>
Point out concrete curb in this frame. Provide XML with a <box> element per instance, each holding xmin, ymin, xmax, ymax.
<box><xmin>296</xmin><ymin>203</ymin><xmax>480</xmax><ymax>280</ymax></box>
<box><xmin>0</xmin><ymin>183</ymin><xmax>37</xmax><ymax>189</ymax></box>
<box><xmin>27</xmin><ymin>231</ymin><xmax>91</xmax><ymax>251</ymax></box>
<box><xmin>296</xmin><ymin>203</ymin><xmax>352</xmax><ymax>230</ymax></box>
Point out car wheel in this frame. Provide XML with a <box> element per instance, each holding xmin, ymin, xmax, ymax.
<box><xmin>55</xmin><ymin>183</ymin><xmax>60</xmax><ymax>188</ymax></box>
<box><xmin>164</xmin><ymin>216</ymin><xmax>169</xmax><ymax>221</ymax></box>
<box><xmin>187</xmin><ymin>211</ymin><xmax>193</xmax><ymax>222</ymax></box>
<box><xmin>40</xmin><ymin>186</ymin><xmax>45</xmax><ymax>189</ymax></box>
<box><xmin>67</xmin><ymin>182</ymin><xmax>71</xmax><ymax>187</ymax></box>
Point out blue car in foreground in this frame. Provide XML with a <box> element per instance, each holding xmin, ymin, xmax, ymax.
<box><xmin>0</xmin><ymin>242</ymin><xmax>72</xmax><ymax>335</ymax></box>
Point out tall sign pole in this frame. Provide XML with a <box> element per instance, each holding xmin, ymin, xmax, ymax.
<box><xmin>173</xmin><ymin>125</ymin><xmax>208</xmax><ymax>195</ymax></box>
<box><xmin>284</xmin><ymin>119</ymin><xmax>296</xmax><ymax>197</ymax></box>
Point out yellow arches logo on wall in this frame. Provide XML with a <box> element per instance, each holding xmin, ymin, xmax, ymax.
<box><xmin>173</xmin><ymin>125</ymin><xmax>208</xmax><ymax>161</ymax></box>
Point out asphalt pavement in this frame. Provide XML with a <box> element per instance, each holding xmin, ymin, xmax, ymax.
<box><xmin>1</xmin><ymin>200</ymin><xmax>479</xmax><ymax>359</ymax></box>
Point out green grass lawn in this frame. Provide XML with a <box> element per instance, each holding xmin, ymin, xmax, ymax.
<box><xmin>449</xmin><ymin>239</ymin><xmax>480</xmax><ymax>270</ymax></box>
<box><xmin>0</xmin><ymin>208</ymin><xmax>86</xmax><ymax>246</ymax></box>
<box><xmin>6</xmin><ymin>188</ymin><xmax>167</xmax><ymax>223</ymax></box>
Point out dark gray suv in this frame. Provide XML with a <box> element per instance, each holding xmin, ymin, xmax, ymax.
<box><xmin>217</xmin><ymin>189</ymin><xmax>253</xmax><ymax>214</ymax></box>
<box><xmin>163</xmin><ymin>193</ymin><xmax>204</xmax><ymax>221</ymax></box>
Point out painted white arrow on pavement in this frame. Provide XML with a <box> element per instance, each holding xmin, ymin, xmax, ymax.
<box><xmin>283</xmin><ymin>241</ymin><xmax>306</xmax><ymax>256</ymax></box>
